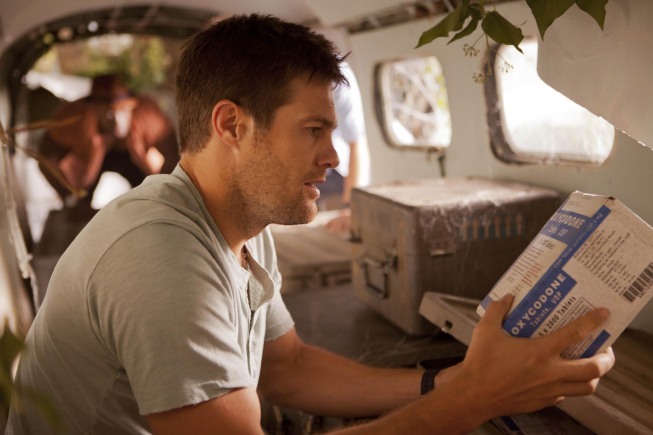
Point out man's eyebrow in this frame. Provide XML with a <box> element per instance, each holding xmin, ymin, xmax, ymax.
<box><xmin>302</xmin><ymin>115</ymin><xmax>336</xmax><ymax>130</ymax></box>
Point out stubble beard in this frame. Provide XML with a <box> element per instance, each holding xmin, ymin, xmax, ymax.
<box><xmin>229</xmin><ymin>140</ymin><xmax>318</xmax><ymax>236</ymax></box>
<box><xmin>228</xmin><ymin>181</ymin><xmax>316</xmax><ymax>236</ymax></box>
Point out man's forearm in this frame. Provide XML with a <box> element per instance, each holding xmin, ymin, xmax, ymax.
<box><xmin>335</xmin><ymin>377</ymin><xmax>485</xmax><ymax>435</ymax></box>
<box><xmin>259</xmin><ymin>342</ymin><xmax>422</xmax><ymax>418</ymax></box>
<box><xmin>260</xmin><ymin>343</ymin><xmax>482</xmax><ymax>435</ymax></box>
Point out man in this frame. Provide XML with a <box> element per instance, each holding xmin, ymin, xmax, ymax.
<box><xmin>319</xmin><ymin>62</ymin><xmax>370</xmax><ymax>209</ymax></box>
<box><xmin>322</xmin><ymin>62</ymin><xmax>371</xmax><ymax>235</ymax></box>
<box><xmin>38</xmin><ymin>74</ymin><xmax>179</xmax><ymax>206</ymax></box>
<box><xmin>8</xmin><ymin>14</ymin><xmax>614</xmax><ymax>434</ymax></box>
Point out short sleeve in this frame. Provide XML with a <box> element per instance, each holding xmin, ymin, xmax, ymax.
<box><xmin>89</xmin><ymin>222</ymin><xmax>252</xmax><ymax>415</ymax></box>
<box><xmin>264</xmin><ymin>290</ymin><xmax>294</xmax><ymax>341</ymax></box>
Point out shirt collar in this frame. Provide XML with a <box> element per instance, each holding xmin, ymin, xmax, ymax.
<box><xmin>172</xmin><ymin>165</ymin><xmax>275</xmax><ymax>310</ymax></box>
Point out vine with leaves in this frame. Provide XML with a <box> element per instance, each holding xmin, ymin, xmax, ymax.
<box><xmin>1</xmin><ymin>119</ymin><xmax>65</xmax><ymax>427</ymax></box>
<box><xmin>416</xmin><ymin>0</ymin><xmax>609</xmax><ymax>83</ymax></box>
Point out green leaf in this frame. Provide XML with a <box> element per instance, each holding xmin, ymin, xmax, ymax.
<box><xmin>469</xmin><ymin>3</ymin><xmax>483</xmax><ymax>20</ymax></box>
<box><xmin>482</xmin><ymin>11</ymin><xmax>525</xmax><ymax>53</ymax></box>
<box><xmin>416</xmin><ymin>0</ymin><xmax>471</xmax><ymax>48</ymax></box>
<box><xmin>0</xmin><ymin>325</ymin><xmax>61</xmax><ymax>429</ymax></box>
<box><xmin>1</xmin><ymin>366</ymin><xmax>14</xmax><ymax>411</ymax></box>
<box><xmin>24</xmin><ymin>388</ymin><xmax>63</xmax><ymax>429</ymax></box>
<box><xmin>0</xmin><ymin>322</ymin><xmax>24</xmax><ymax>376</ymax></box>
<box><xmin>449</xmin><ymin>17</ymin><xmax>480</xmax><ymax>45</ymax></box>
<box><xmin>526</xmin><ymin>0</ymin><xmax>575</xmax><ymax>38</ymax></box>
<box><xmin>1</xmin><ymin>322</ymin><xmax>24</xmax><ymax>414</ymax></box>
<box><xmin>576</xmin><ymin>0</ymin><xmax>609</xmax><ymax>29</ymax></box>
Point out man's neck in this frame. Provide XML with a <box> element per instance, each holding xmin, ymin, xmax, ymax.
<box><xmin>179</xmin><ymin>156</ymin><xmax>264</xmax><ymax>259</ymax></box>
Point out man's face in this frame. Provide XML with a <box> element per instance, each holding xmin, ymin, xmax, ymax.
<box><xmin>230</xmin><ymin>76</ymin><xmax>339</xmax><ymax>227</ymax></box>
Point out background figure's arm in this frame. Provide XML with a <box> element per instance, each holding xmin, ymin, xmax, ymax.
<box><xmin>334</xmin><ymin>62</ymin><xmax>370</xmax><ymax>207</ymax></box>
<box><xmin>343</xmin><ymin>137</ymin><xmax>370</xmax><ymax>206</ymax></box>
<box><xmin>38</xmin><ymin>133</ymin><xmax>74</xmax><ymax>200</ymax></box>
<box><xmin>38</xmin><ymin>101</ymin><xmax>104</xmax><ymax>199</ymax></box>
<box><xmin>131</xmin><ymin>95</ymin><xmax>180</xmax><ymax>174</ymax></box>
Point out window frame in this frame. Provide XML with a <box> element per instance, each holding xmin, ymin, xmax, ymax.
<box><xmin>374</xmin><ymin>55</ymin><xmax>452</xmax><ymax>153</ymax></box>
<box><xmin>484</xmin><ymin>39</ymin><xmax>615</xmax><ymax>167</ymax></box>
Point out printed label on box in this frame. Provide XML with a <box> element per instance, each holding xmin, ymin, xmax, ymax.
<box><xmin>478</xmin><ymin>192</ymin><xmax>653</xmax><ymax>359</ymax></box>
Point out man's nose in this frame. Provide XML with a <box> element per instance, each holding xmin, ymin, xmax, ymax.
<box><xmin>318</xmin><ymin>137</ymin><xmax>340</xmax><ymax>169</ymax></box>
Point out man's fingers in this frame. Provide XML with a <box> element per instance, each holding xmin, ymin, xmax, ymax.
<box><xmin>559</xmin><ymin>347</ymin><xmax>616</xmax><ymax>381</ymax></box>
<box><xmin>548</xmin><ymin>308</ymin><xmax>610</xmax><ymax>353</ymax></box>
<box><xmin>481</xmin><ymin>294</ymin><xmax>514</xmax><ymax>326</ymax></box>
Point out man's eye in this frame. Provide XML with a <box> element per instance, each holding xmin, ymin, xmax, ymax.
<box><xmin>307</xmin><ymin>127</ymin><xmax>322</xmax><ymax>136</ymax></box>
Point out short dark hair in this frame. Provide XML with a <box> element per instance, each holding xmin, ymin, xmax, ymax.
<box><xmin>176</xmin><ymin>14</ymin><xmax>347</xmax><ymax>154</ymax></box>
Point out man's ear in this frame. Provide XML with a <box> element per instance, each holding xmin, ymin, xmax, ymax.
<box><xmin>211</xmin><ymin>100</ymin><xmax>249</xmax><ymax>146</ymax></box>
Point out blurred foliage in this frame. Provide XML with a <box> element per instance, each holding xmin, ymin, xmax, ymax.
<box><xmin>1</xmin><ymin>322</ymin><xmax>24</xmax><ymax>416</ymax></box>
<box><xmin>1</xmin><ymin>323</ymin><xmax>61</xmax><ymax>429</ymax></box>
<box><xmin>33</xmin><ymin>35</ymin><xmax>178</xmax><ymax>93</ymax></box>
<box><xmin>78</xmin><ymin>37</ymin><xmax>170</xmax><ymax>91</ymax></box>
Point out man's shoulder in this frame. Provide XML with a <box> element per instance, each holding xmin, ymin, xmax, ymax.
<box><xmin>113</xmin><ymin>173</ymin><xmax>199</xmax><ymax>217</ymax></box>
<box><xmin>79</xmin><ymin>174</ymin><xmax>208</xmax><ymax>248</ymax></box>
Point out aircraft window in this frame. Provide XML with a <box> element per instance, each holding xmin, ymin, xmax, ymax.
<box><xmin>376</xmin><ymin>56</ymin><xmax>452</xmax><ymax>150</ymax></box>
<box><xmin>487</xmin><ymin>38</ymin><xmax>614</xmax><ymax>165</ymax></box>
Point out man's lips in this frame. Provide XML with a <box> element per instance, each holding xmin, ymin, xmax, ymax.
<box><xmin>304</xmin><ymin>177</ymin><xmax>325</xmax><ymax>199</ymax></box>
<box><xmin>305</xmin><ymin>178</ymin><xmax>326</xmax><ymax>186</ymax></box>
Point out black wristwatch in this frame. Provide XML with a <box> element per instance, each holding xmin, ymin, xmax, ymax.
<box><xmin>420</xmin><ymin>369</ymin><xmax>440</xmax><ymax>395</ymax></box>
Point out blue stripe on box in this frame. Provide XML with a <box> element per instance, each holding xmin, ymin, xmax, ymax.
<box><xmin>580</xmin><ymin>330</ymin><xmax>611</xmax><ymax>358</ymax></box>
<box><xmin>480</xmin><ymin>204</ymin><xmax>612</xmax><ymax>333</ymax></box>
<box><xmin>503</xmin><ymin>269</ymin><xmax>577</xmax><ymax>337</ymax></box>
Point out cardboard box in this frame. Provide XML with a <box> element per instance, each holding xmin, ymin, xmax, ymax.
<box><xmin>350</xmin><ymin>177</ymin><xmax>561</xmax><ymax>335</ymax></box>
<box><xmin>478</xmin><ymin>192</ymin><xmax>653</xmax><ymax>358</ymax></box>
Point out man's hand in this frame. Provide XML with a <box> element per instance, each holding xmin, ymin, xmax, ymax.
<box><xmin>454</xmin><ymin>294</ymin><xmax>615</xmax><ymax>421</ymax></box>
<box><xmin>324</xmin><ymin>209</ymin><xmax>351</xmax><ymax>237</ymax></box>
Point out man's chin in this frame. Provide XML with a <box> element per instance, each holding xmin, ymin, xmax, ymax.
<box><xmin>277</xmin><ymin>202</ymin><xmax>318</xmax><ymax>226</ymax></box>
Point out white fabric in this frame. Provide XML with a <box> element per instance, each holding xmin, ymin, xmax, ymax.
<box><xmin>332</xmin><ymin>62</ymin><xmax>367</xmax><ymax>177</ymax></box>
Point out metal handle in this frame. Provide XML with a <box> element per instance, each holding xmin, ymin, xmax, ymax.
<box><xmin>358</xmin><ymin>252</ymin><xmax>396</xmax><ymax>299</ymax></box>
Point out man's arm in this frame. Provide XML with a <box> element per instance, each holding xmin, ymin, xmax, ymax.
<box><xmin>259</xmin><ymin>294</ymin><xmax>614</xmax><ymax>433</ymax></box>
<box><xmin>146</xmin><ymin>295</ymin><xmax>614</xmax><ymax>434</ymax></box>
<box><xmin>146</xmin><ymin>328</ymin><xmax>422</xmax><ymax>435</ymax></box>
<box><xmin>258</xmin><ymin>327</ymin><xmax>423</xmax><ymax>418</ymax></box>
<box><xmin>38</xmin><ymin>101</ymin><xmax>106</xmax><ymax>200</ymax></box>
<box><xmin>146</xmin><ymin>387</ymin><xmax>264</xmax><ymax>435</ymax></box>
<box><xmin>342</xmin><ymin>137</ymin><xmax>370</xmax><ymax>206</ymax></box>
<box><xmin>325</xmin><ymin>137</ymin><xmax>370</xmax><ymax>235</ymax></box>
<box><xmin>130</xmin><ymin>95</ymin><xmax>180</xmax><ymax>175</ymax></box>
